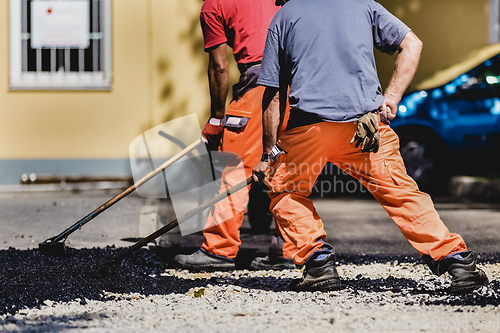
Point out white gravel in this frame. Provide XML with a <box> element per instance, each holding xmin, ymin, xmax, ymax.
<box><xmin>2</xmin><ymin>263</ymin><xmax>499</xmax><ymax>333</ymax></box>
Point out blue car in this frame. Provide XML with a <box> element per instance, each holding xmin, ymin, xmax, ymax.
<box><xmin>391</xmin><ymin>43</ymin><xmax>500</xmax><ymax>192</ymax></box>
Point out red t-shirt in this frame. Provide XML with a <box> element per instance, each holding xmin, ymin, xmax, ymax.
<box><xmin>200</xmin><ymin>0</ymin><xmax>279</xmax><ymax>65</ymax></box>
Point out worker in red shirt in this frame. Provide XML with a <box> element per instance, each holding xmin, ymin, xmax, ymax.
<box><xmin>173</xmin><ymin>0</ymin><xmax>294</xmax><ymax>271</ymax></box>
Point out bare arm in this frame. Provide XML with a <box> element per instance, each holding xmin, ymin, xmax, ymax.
<box><xmin>382</xmin><ymin>31</ymin><xmax>423</xmax><ymax>120</ymax></box>
<box><xmin>252</xmin><ymin>86</ymin><xmax>280</xmax><ymax>183</ymax></box>
<box><xmin>262</xmin><ymin>87</ymin><xmax>281</xmax><ymax>153</ymax></box>
<box><xmin>208</xmin><ymin>43</ymin><xmax>229</xmax><ymax>119</ymax></box>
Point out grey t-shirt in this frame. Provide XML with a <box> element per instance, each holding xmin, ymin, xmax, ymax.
<box><xmin>258</xmin><ymin>0</ymin><xmax>411</xmax><ymax>124</ymax></box>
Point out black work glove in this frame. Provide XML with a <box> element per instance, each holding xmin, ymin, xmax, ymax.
<box><xmin>350</xmin><ymin>112</ymin><xmax>380</xmax><ymax>153</ymax></box>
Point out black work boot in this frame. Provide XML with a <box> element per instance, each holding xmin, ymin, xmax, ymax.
<box><xmin>444</xmin><ymin>252</ymin><xmax>489</xmax><ymax>293</ymax></box>
<box><xmin>251</xmin><ymin>233</ymin><xmax>299</xmax><ymax>270</ymax></box>
<box><xmin>250</xmin><ymin>255</ymin><xmax>297</xmax><ymax>270</ymax></box>
<box><xmin>173</xmin><ymin>249</ymin><xmax>235</xmax><ymax>272</ymax></box>
<box><xmin>289</xmin><ymin>252</ymin><xmax>342</xmax><ymax>292</ymax></box>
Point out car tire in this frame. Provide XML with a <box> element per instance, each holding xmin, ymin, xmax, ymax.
<box><xmin>398</xmin><ymin>133</ymin><xmax>448</xmax><ymax>194</ymax></box>
<box><xmin>247</xmin><ymin>182</ymin><xmax>273</xmax><ymax>234</ymax></box>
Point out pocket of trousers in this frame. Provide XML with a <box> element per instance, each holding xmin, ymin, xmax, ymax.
<box><xmin>385</xmin><ymin>160</ymin><xmax>401</xmax><ymax>186</ymax></box>
<box><xmin>385</xmin><ymin>160</ymin><xmax>417</xmax><ymax>189</ymax></box>
<box><xmin>222</xmin><ymin>115</ymin><xmax>250</xmax><ymax>133</ymax></box>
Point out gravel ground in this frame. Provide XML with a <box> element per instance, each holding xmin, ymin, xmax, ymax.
<box><xmin>1</xmin><ymin>248</ymin><xmax>499</xmax><ymax>333</ymax></box>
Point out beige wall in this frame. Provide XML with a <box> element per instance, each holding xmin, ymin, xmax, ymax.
<box><xmin>1</xmin><ymin>0</ymin><xmax>152</xmax><ymax>159</ymax></box>
<box><xmin>376</xmin><ymin>0</ymin><xmax>490</xmax><ymax>90</ymax></box>
<box><xmin>0</xmin><ymin>0</ymin><xmax>491</xmax><ymax>160</ymax></box>
<box><xmin>1</xmin><ymin>0</ymin><xmax>208</xmax><ymax>160</ymax></box>
<box><xmin>149</xmin><ymin>0</ymin><xmax>238</xmax><ymax>128</ymax></box>
<box><xmin>150</xmin><ymin>0</ymin><xmax>207</xmax><ymax>127</ymax></box>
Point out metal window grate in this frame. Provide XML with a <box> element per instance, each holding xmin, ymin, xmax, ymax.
<box><xmin>10</xmin><ymin>0</ymin><xmax>111</xmax><ymax>90</ymax></box>
<box><xmin>21</xmin><ymin>0</ymin><xmax>102</xmax><ymax>73</ymax></box>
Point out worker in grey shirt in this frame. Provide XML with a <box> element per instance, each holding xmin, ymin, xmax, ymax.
<box><xmin>252</xmin><ymin>0</ymin><xmax>488</xmax><ymax>293</ymax></box>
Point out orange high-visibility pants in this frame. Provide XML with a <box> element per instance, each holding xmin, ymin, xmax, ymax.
<box><xmin>202</xmin><ymin>86</ymin><xmax>294</xmax><ymax>259</ymax></box>
<box><xmin>266</xmin><ymin>119</ymin><xmax>467</xmax><ymax>265</ymax></box>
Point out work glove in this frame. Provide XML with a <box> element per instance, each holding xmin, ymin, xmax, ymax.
<box><xmin>350</xmin><ymin>112</ymin><xmax>380</xmax><ymax>153</ymax></box>
<box><xmin>201</xmin><ymin>118</ymin><xmax>224</xmax><ymax>151</ymax></box>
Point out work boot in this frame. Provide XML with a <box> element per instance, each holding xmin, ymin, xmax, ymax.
<box><xmin>173</xmin><ymin>249</ymin><xmax>235</xmax><ymax>272</ymax></box>
<box><xmin>289</xmin><ymin>252</ymin><xmax>342</xmax><ymax>292</ymax></box>
<box><xmin>250</xmin><ymin>255</ymin><xmax>297</xmax><ymax>270</ymax></box>
<box><xmin>443</xmin><ymin>252</ymin><xmax>489</xmax><ymax>293</ymax></box>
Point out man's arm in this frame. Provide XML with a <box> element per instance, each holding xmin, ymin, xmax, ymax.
<box><xmin>208</xmin><ymin>43</ymin><xmax>229</xmax><ymax>119</ymax></box>
<box><xmin>252</xmin><ymin>86</ymin><xmax>280</xmax><ymax>183</ymax></box>
<box><xmin>382</xmin><ymin>31</ymin><xmax>423</xmax><ymax>120</ymax></box>
<box><xmin>262</xmin><ymin>86</ymin><xmax>281</xmax><ymax>152</ymax></box>
<box><xmin>201</xmin><ymin>43</ymin><xmax>229</xmax><ymax>149</ymax></box>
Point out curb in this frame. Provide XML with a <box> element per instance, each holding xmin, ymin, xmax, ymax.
<box><xmin>0</xmin><ymin>181</ymin><xmax>130</xmax><ymax>193</ymax></box>
<box><xmin>448</xmin><ymin>176</ymin><xmax>500</xmax><ymax>202</ymax></box>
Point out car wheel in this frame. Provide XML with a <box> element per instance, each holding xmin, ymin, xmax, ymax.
<box><xmin>398</xmin><ymin>133</ymin><xmax>446</xmax><ymax>194</ymax></box>
<box><xmin>400</xmin><ymin>139</ymin><xmax>434</xmax><ymax>184</ymax></box>
<box><xmin>247</xmin><ymin>182</ymin><xmax>273</xmax><ymax>234</ymax></box>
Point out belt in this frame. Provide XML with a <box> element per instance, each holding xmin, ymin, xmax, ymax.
<box><xmin>237</xmin><ymin>61</ymin><xmax>261</xmax><ymax>74</ymax></box>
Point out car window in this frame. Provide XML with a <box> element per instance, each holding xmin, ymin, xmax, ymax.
<box><xmin>416</xmin><ymin>44</ymin><xmax>500</xmax><ymax>91</ymax></box>
<box><xmin>451</xmin><ymin>54</ymin><xmax>500</xmax><ymax>101</ymax></box>
<box><xmin>464</xmin><ymin>55</ymin><xmax>500</xmax><ymax>89</ymax></box>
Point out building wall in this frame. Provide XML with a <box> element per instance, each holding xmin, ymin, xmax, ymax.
<box><xmin>150</xmin><ymin>0</ymin><xmax>207</xmax><ymax>127</ymax></box>
<box><xmin>148</xmin><ymin>0</ymin><xmax>238</xmax><ymax>128</ymax></box>
<box><xmin>0</xmin><ymin>0</ymin><xmax>151</xmax><ymax>160</ymax></box>
<box><xmin>376</xmin><ymin>0</ymin><xmax>489</xmax><ymax>90</ymax></box>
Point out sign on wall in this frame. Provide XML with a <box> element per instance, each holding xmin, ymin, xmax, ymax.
<box><xmin>31</xmin><ymin>0</ymin><xmax>90</xmax><ymax>49</ymax></box>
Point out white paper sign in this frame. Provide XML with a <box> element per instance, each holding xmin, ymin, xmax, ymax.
<box><xmin>31</xmin><ymin>0</ymin><xmax>90</xmax><ymax>49</ymax></box>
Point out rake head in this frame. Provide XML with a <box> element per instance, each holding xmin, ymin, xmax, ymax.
<box><xmin>38</xmin><ymin>238</ymin><xmax>68</xmax><ymax>257</ymax></box>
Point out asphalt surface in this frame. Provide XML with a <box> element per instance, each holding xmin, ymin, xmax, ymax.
<box><xmin>1</xmin><ymin>187</ymin><xmax>499</xmax><ymax>331</ymax></box>
<box><xmin>2</xmin><ymin>188</ymin><xmax>500</xmax><ymax>257</ymax></box>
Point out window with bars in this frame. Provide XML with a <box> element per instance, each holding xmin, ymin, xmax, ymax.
<box><xmin>9</xmin><ymin>0</ymin><xmax>111</xmax><ymax>90</ymax></box>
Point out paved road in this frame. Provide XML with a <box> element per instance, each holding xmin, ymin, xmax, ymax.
<box><xmin>1</xmin><ymin>188</ymin><xmax>499</xmax><ymax>258</ymax></box>
<box><xmin>315</xmin><ymin>196</ymin><xmax>500</xmax><ymax>255</ymax></box>
<box><xmin>2</xmin><ymin>188</ymin><xmax>499</xmax><ymax>333</ymax></box>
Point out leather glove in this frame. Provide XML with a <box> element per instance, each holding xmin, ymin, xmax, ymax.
<box><xmin>350</xmin><ymin>112</ymin><xmax>380</xmax><ymax>153</ymax></box>
<box><xmin>201</xmin><ymin>118</ymin><xmax>224</xmax><ymax>151</ymax></box>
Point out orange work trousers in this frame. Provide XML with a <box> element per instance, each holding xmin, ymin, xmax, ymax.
<box><xmin>202</xmin><ymin>86</ymin><xmax>294</xmax><ymax>259</ymax></box>
<box><xmin>266</xmin><ymin>119</ymin><xmax>467</xmax><ymax>265</ymax></box>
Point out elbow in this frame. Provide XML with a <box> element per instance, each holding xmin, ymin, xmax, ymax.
<box><xmin>400</xmin><ymin>31</ymin><xmax>422</xmax><ymax>60</ymax></box>
<box><xmin>264</xmin><ymin>86</ymin><xmax>280</xmax><ymax>104</ymax></box>
<box><xmin>262</xmin><ymin>86</ymin><xmax>280</xmax><ymax>113</ymax></box>
<box><xmin>209</xmin><ymin>64</ymin><xmax>228</xmax><ymax>77</ymax></box>
<box><xmin>209</xmin><ymin>58</ymin><xmax>229</xmax><ymax>76</ymax></box>
<box><xmin>216</xmin><ymin>61</ymin><xmax>229</xmax><ymax>74</ymax></box>
<box><xmin>208</xmin><ymin>43</ymin><xmax>229</xmax><ymax>75</ymax></box>
<box><xmin>414</xmin><ymin>37</ymin><xmax>423</xmax><ymax>57</ymax></box>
